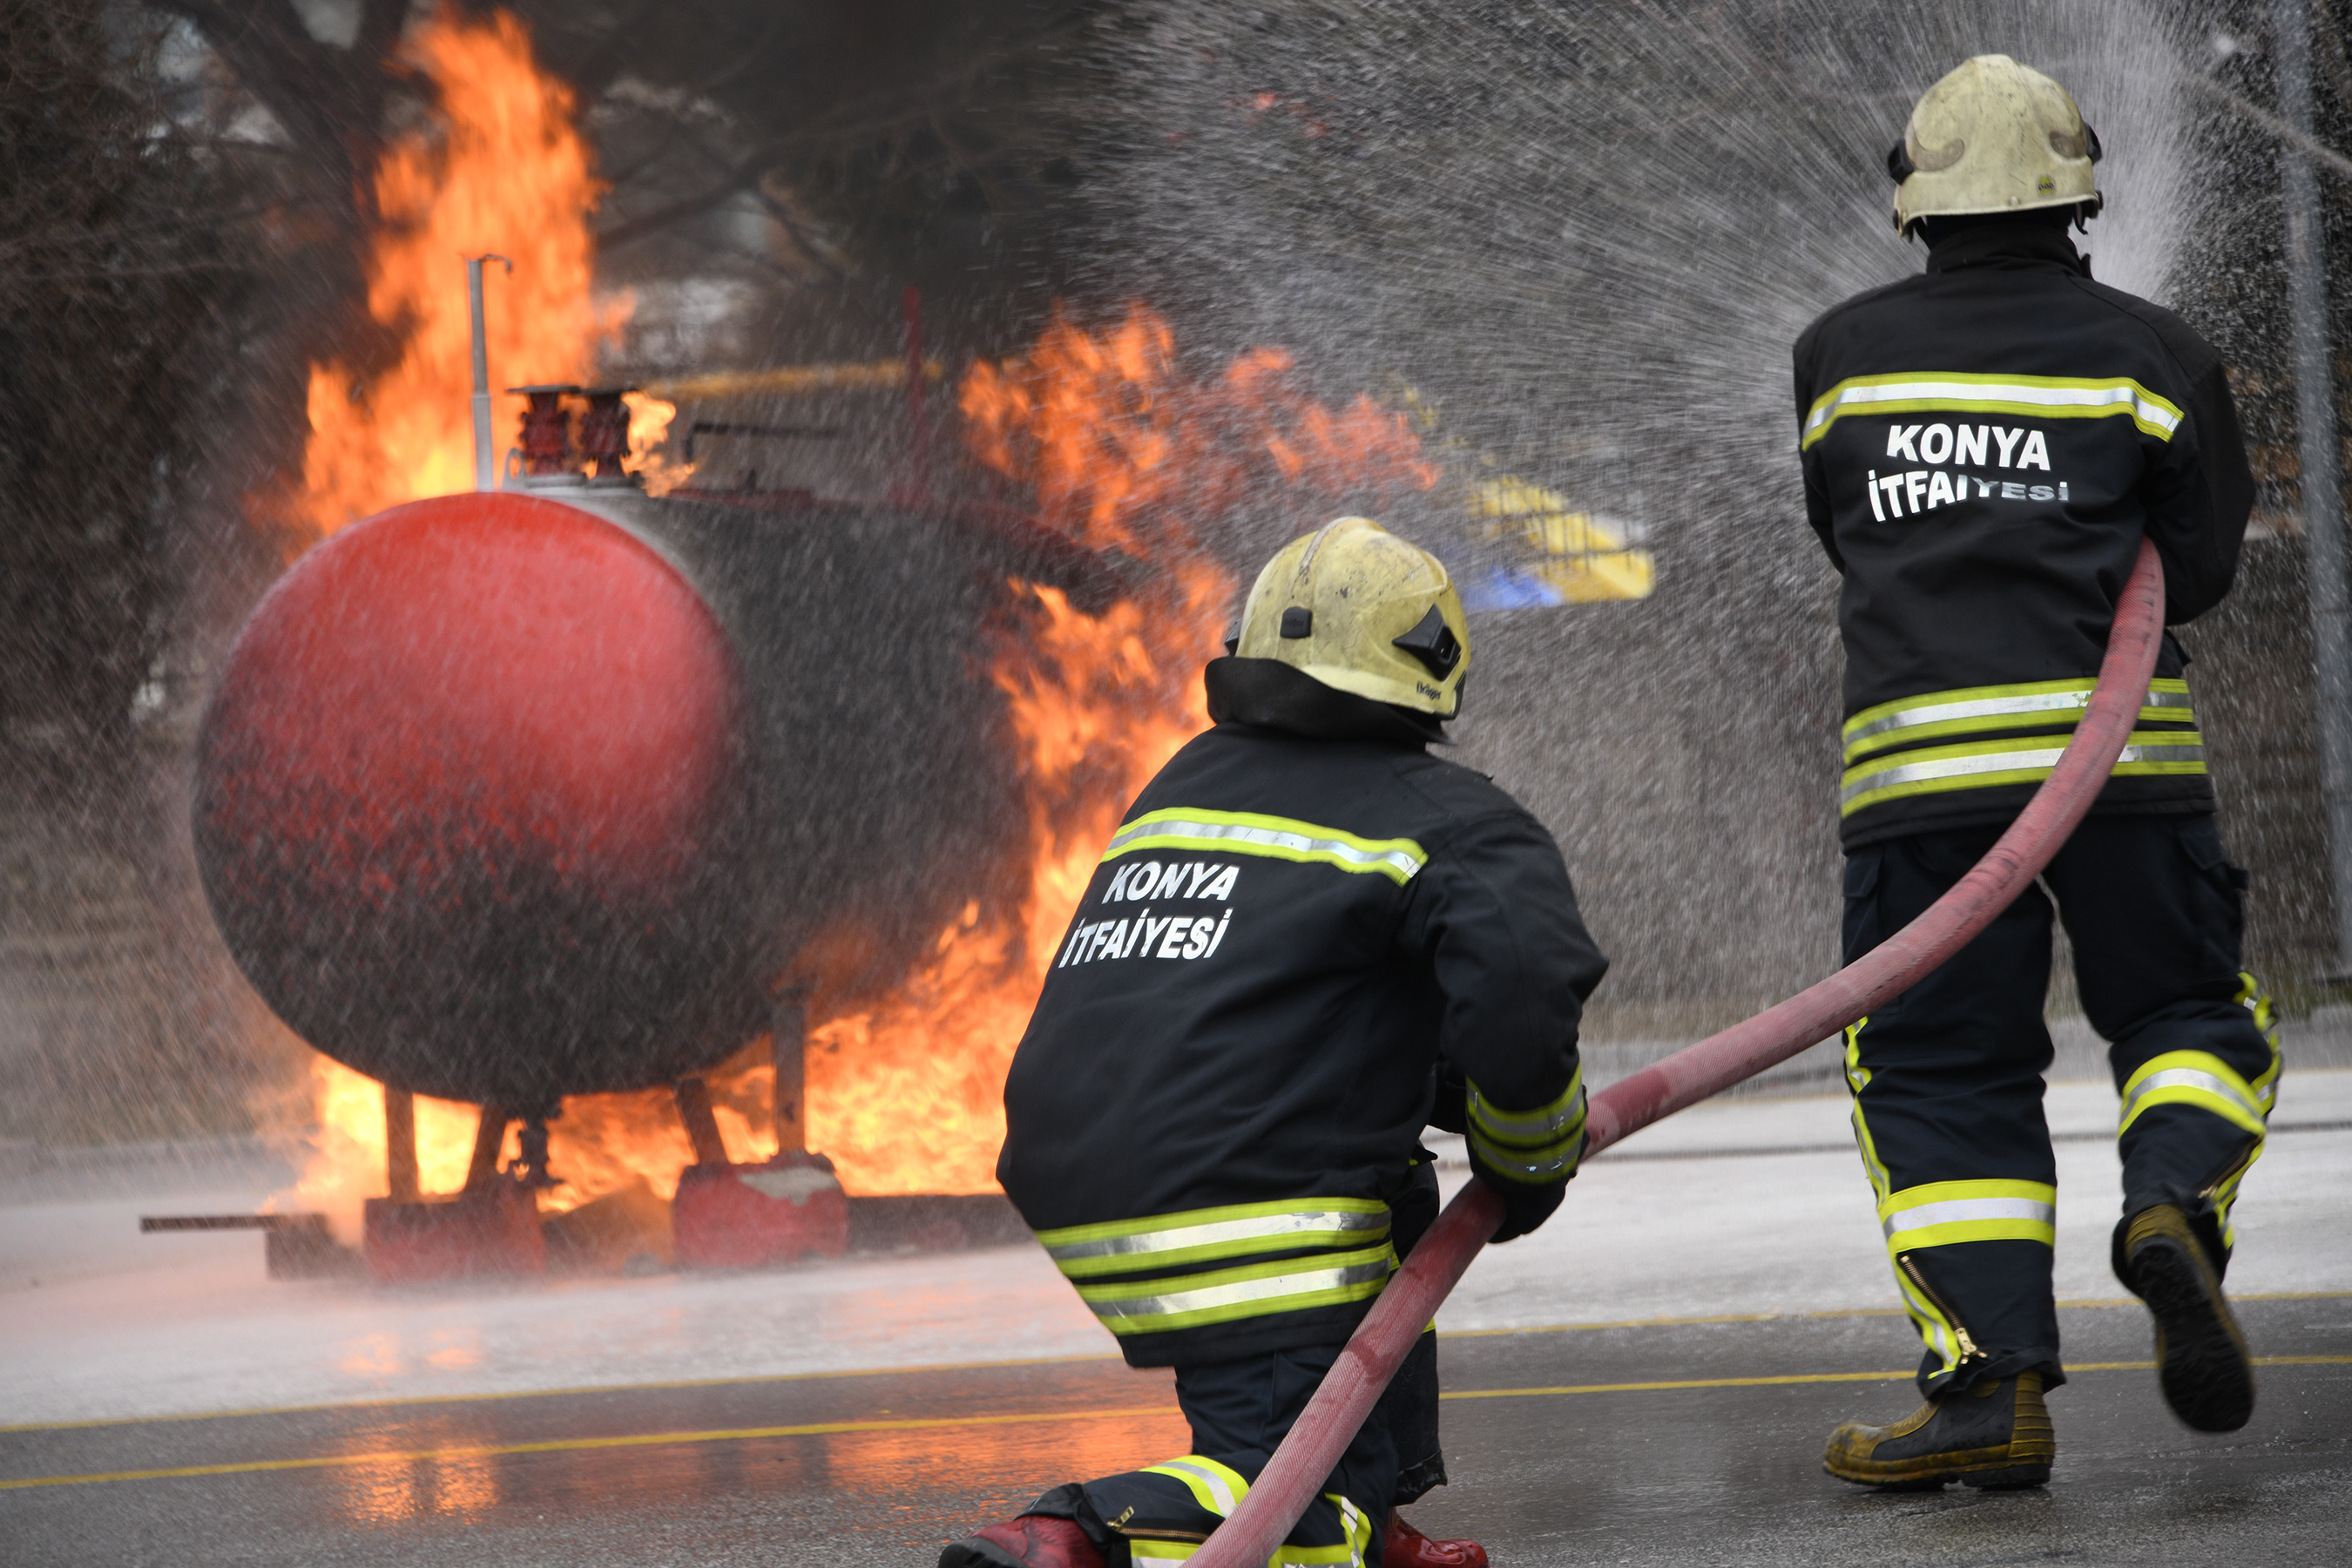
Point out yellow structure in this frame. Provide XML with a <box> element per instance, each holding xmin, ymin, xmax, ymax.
<box><xmin>641</xmin><ymin>358</ymin><xmax>943</xmax><ymax>402</ymax></box>
<box><xmin>1469</xmin><ymin>477</ymin><xmax>1655</xmax><ymax>604</ymax></box>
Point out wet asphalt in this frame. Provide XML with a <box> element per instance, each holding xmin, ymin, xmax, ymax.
<box><xmin>3</xmin><ymin>1294</ymin><xmax>2344</xmax><ymax>1567</ymax></box>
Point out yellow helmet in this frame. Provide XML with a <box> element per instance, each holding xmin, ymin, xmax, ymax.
<box><xmin>1889</xmin><ymin>55</ymin><xmax>2103</xmax><ymax>236</ymax></box>
<box><xmin>1233</xmin><ymin>517</ymin><xmax>1469</xmax><ymax>717</ymax></box>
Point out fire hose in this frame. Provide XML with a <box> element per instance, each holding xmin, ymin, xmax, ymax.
<box><xmin>1185</xmin><ymin>536</ymin><xmax>2167</xmax><ymax>1568</ymax></box>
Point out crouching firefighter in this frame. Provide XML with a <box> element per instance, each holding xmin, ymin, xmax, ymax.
<box><xmin>1793</xmin><ymin>56</ymin><xmax>2279</xmax><ymax>1490</ymax></box>
<box><xmin>942</xmin><ymin>517</ymin><xmax>1608</xmax><ymax>1568</ymax></box>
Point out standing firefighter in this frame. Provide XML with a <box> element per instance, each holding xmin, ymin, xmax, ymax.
<box><xmin>1793</xmin><ymin>56</ymin><xmax>2279</xmax><ymax>1488</ymax></box>
<box><xmin>943</xmin><ymin>517</ymin><xmax>1606</xmax><ymax>1568</ymax></box>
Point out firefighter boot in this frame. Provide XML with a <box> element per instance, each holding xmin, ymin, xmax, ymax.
<box><xmin>1382</xmin><ymin>1510</ymin><xmax>1488</xmax><ymax>1568</ymax></box>
<box><xmin>937</xmin><ymin>1514</ymin><xmax>1106</xmax><ymax>1568</ymax></box>
<box><xmin>1822</xmin><ymin>1371</ymin><xmax>2055</xmax><ymax>1489</ymax></box>
<box><xmin>2116</xmin><ymin>1203</ymin><xmax>2255</xmax><ymax>1432</ymax></box>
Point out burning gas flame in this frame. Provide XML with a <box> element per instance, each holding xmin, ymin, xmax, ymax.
<box><xmin>788</xmin><ymin>302</ymin><xmax>1440</xmax><ymax>1194</ymax></box>
<box><xmin>274</xmin><ymin>37</ymin><xmax>1441</xmax><ymax>1230</ymax></box>
<box><xmin>295</xmin><ymin>6</ymin><xmax>657</xmax><ymax>533</ymax></box>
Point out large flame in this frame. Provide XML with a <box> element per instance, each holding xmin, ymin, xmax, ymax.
<box><xmin>296</xmin><ymin>6</ymin><xmax>637</xmax><ymax>533</ymax></box>
<box><xmin>793</xmin><ymin>303</ymin><xmax>1439</xmax><ymax>1194</ymax></box>
<box><xmin>272</xmin><ymin>21</ymin><xmax>1440</xmax><ymax>1230</ymax></box>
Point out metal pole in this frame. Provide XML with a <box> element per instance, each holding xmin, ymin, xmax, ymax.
<box><xmin>467</xmin><ymin>254</ymin><xmax>511</xmax><ymax>492</ymax></box>
<box><xmin>2279</xmin><ymin>0</ymin><xmax>2352</xmax><ymax>970</ymax></box>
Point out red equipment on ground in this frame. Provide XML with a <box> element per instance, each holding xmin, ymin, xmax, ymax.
<box><xmin>1186</xmin><ymin>537</ymin><xmax>2169</xmax><ymax>1568</ymax></box>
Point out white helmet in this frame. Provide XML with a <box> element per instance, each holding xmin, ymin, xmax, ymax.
<box><xmin>1889</xmin><ymin>55</ymin><xmax>2103</xmax><ymax>236</ymax></box>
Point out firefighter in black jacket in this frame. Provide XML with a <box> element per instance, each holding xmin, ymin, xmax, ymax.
<box><xmin>1793</xmin><ymin>56</ymin><xmax>2281</xmax><ymax>1489</ymax></box>
<box><xmin>940</xmin><ymin>517</ymin><xmax>1608</xmax><ymax>1568</ymax></box>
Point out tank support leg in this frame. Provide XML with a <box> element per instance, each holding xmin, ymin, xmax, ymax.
<box><xmin>673</xmin><ymin>1077</ymin><xmax>729</xmax><ymax>1166</ymax></box>
<box><xmin>383</xmin><ymin>1085</ymin><xmax>420</xmax><ymax>1203</ymax></box>
<box><xmin>465</xmin><ymin>1106</ymin><xmax>509</xmax><ymax>1192</ymax></box>
<box><xmin>773</xmin><ymin>984</ymin><xmax>811</xmax><ymax>1154</ymax></box>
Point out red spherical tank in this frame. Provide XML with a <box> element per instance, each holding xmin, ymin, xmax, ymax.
<box><xmin>193</xmin><ymin>492</ymin><xmax>767</xmax><ymax>1112</ymax></box>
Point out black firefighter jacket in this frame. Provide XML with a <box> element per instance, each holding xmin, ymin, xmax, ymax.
<box><xmin>1793</xmin><ymin>224</ymin><xmax>2254</xmax><ymax>850</ymax></box>
<box><xmin>997</xmin><ymin>659</ymin><xmax>1608</xmax><ymax>1368</ymax></box>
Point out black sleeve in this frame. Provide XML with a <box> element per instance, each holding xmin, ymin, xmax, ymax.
<box><xmin>1794</xmin><ymin>328</ymin><xmax>1845</xmax><ymax>574</ymax></box>
<box><xmin>1395</xmin><ymin>807</ymin><xmax>1605</xmax><ymax>1239</ymax></box>
<box><xmin>2133</xmin><ymin>321</ymin><xmax>2254</xmax><ymax>623</ymax></box>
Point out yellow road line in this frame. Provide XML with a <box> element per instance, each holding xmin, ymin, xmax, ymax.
<box><xmin>0</xmin><ymin>1405</ymin><xmax>1182</xmax><ymax>1493</ymax></box>
<box><xmin>1436</xmin><ymin>1289</ymin><xmax>2352</xmax><ymax>1339</ymax></box>
<box><xmin>0</xmin><ymin>1350</ymin><xmax>1132</xmax><ymax>1436</ymax></box>
<box><xmin>10</xmin><ymin>1291</ymin><xmax>2344</xmax><ymax>1436</ymax></box>
<box><xmin>1438</xmin><ymin>1355</ymin><xmax>2352</xmax><ymax>1402</ymax></box>
<box><xmin>10</xmin><ymin>1358</ymin><xmax>2347</xmax><ymax>1494</ymax></box>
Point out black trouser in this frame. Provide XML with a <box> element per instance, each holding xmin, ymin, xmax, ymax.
<box><xmin>1841</xmin><ymin>813</ymin><xmax>2280</xmax><ymax>1398</ymax></box>
<box><xmin>1024</xmin><ymin>1166</ymin><xmax>1445</xmax><ymax>1565</ymax></box>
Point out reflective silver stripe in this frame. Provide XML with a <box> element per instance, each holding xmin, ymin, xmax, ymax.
<box><xmin>1881</xmin><ymin>1195</ymin><xmax>2057</xmax><ymax>1241</ymax></box>
<box><xmin>1105</xmin><ymin>815</ymin><xmax>1425</xmax><ymax>882</ymax></box>
<box><xmin>1042</xmin><ymin>1206</ymin><xmax>1388</xmax><ymax>1264</ymax></box>
<box><xmin>1840</xmin><ymin>741</ymin><xmax>2205</xmax><ymax>807</ymax></box>
<box><xmin>1468</xmin><ymin>1126</ymin><xmax>1583</xmax><ymax>1182</ymax></box>
<box><xmin>1083</xmin><ymin>1257</ymin><xmax>1393</xmax><ymax>1324</ymax></box>
<box><xmin>1802</xmin><ymin>376</ymin><xmax>2183</xmax><ymax>439</ymax></box>
<box><xmin>1845</xmin><ymin>687</ymin><xmax>2092</xmax><ymax>747</ymax></box>
<box><xmin>1841</xmin><ymin>745</ymin><xmax>2066</xmax><ymax>805</ymax></box>
<box><xmin>2120</xmin><ymin>1067</ymin><xmax>2267</xmax><ymax>1127</ymax></box>
<box><xmin>1845</xmin><ymin>685</ymin><xmax>2194</xmax><ymax>750</ymax></box>
<box><xmin>1467</xmin><ymin>1084</ymin><xmax>1585</xmax><ymax>1142</ymax></box>
<box><xmin>1148</xmin><ymin>1458</ymin><xmax>1242</xmax><ymax>1516</ymax></box>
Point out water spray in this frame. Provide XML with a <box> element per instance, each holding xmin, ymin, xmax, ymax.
<box><xmin>1187</xmin><ymin>536</ymin><xmax>2169</xmax><ymax>1568</ymax></box>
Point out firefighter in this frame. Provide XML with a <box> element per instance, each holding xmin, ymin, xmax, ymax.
<box><xmin>941</xmin><ymin>517</ymin><xmax>1607</xmax><ymax>1568</ymax></box>
<box><xmin>1792</xmin><ymin>55</ymin><xmax>2281</xmax><ymax>1489</ymax></box>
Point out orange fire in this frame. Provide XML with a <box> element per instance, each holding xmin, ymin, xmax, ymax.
<box><xmin>272</xmin><ymin>9</ymin><xmax>1440</xmax><ymax>1230</ymax></box>
<box><xmin>785</xmin><ymin>302</ymin><xmax>1440</xmax><ymax>1193</ymax></box>
<box><xmin>295</xmin><ymin>5</ymin><xmax>645</xmax><ymax>534</ymax></box>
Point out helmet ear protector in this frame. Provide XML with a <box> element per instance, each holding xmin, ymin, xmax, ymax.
<box><xmin>1887</xmin><ymin>122</ymin><xmax>2099</xmax><ymax>183</ymax></box>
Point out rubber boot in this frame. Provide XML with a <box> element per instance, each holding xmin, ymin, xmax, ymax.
<box><xmin>1382</xmin><ymin>1510</ymin><xmax>1488</xmax><ymax>1568</ymax></box>
<box><xmin>1822</xmin><ymin>1371</ymin><xmax>2055</xmax><ymax>1489</ymax></box>
<box><xmin>2115</xmin><ymin>1202</ymin><xmax>2255</xmax><ymax>1432</ymax></box>
<box><xmin>938</xmin><ymin>1515</ymin><xmax>1106</xmax><ymax>1568</ymax></box>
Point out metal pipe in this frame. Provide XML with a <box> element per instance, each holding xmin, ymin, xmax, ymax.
<box><xmin>383</xmin><ymin>1084</ymin><xmax>419</xmax><ymax>1202</ymax></box>
<box><xmin>467</xmin><ymin>254</ymin><xmax>511</xmax><ymax>492</ymax></box>
<box><xmin>2278</xmin><ymin>0</ymin><xmax>2352</xmax><ymax>970</ymax></box>
<box><xmin>1189</xmin><ymin>537</ymin><xmax>2170</xmax><ymax>1568</ymax></box>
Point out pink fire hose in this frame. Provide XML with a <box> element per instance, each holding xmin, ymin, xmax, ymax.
<box><xmin>1186</xmin><ymin>537</ymin><xmax>2167</xmax><ymax>1568</ymax></box>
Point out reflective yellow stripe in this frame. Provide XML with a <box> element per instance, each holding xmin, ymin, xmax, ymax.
<box><xmin>1842</xmin><ymin>679</ymin><xmax>2195</xmax><ymax>763</ymax></box>
<box><xmin>1466</xmin><ymin>1072</ymin><xmax>1588</xmax><ymax>1183</ymax></box>
<box><xmin>1842</xmin><ymin>1017</ymin><xmax>1891</xmax><ymax>1200</ymax></box>
<box><xmin>1840</xmin><ymin>730</ymin><xmax>2206</xmax><ymax>817</ymax></box>
<box><xmin>1140</xmin><ymin>1454</ymin><xmax>1250</xmax><ymax>1517</ymax></box>
<box><xmin>1879</xmin><ymin>1179</ymin><xmax>2057</xmax><ymax>1253</ymax></box>
<box><xmin>2119</xmin><ymin>1051</ymin><xmax>2270</xmax><ymax>1139</ymax></box>
<box><xmin>1075</xmin><ymin>1243</ymin><xmax>1396</xmax><ymax>1335</ymax></box>
<box><xmin>1105</xmin><ymin>809</ymin><xmax>1428</xmax><ymax>884</ymax></box>
<box><xmin>1037</xmin><ymin>1199</ymin><xmax>1389</xmax><ymax>1279</ymax></box>
<box><xmin>1894</xmin><ymin>1267</ymin><xmax>1967</xmax><ymax>1375</ymax></box>
<box><xmin>1801</xmin><ymin>371</ymin><xmax>2185</xmax><ymax>449</ymax></box>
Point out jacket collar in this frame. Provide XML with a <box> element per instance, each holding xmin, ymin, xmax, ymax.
<box><xmin>1924</xmin><ymin>224</ymin><xmax>2089</xmax><ymax>278</ymax></box>
<box><xmin>1202</xmin><ymin>657</ymin><xmax>1448</xmax><ymax>747</ymax></box>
